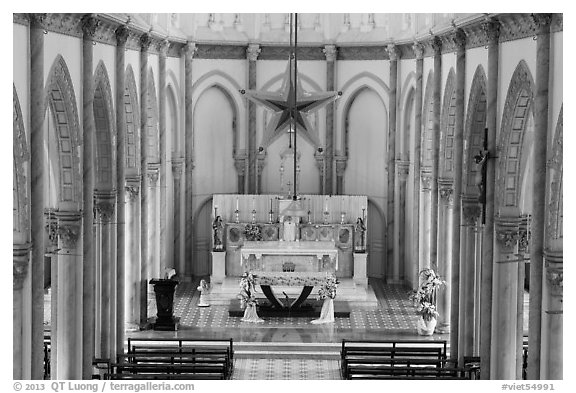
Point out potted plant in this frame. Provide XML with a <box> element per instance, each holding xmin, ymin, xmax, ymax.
<box><xmin>409</xmin><ymin>268</ymin><xmax>445</xmax><ymax>335</ymax></box>
<box><xmin>238</xmin><ymin>272</ymin><xmax>263</xmax><ymax>323</ymax></box>
<box><xmin>311</xmin><ymin>274</ymin><xmax>339</xmax><ymax>324</ymax></box>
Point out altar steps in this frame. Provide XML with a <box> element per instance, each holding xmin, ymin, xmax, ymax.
<box><xmin>234</xmin><ymin>342</ymin><xmax>341</xmax><ymax>360</ymax></box>
<box><xmin>205</xmin><ymin>277</ymin><xmax>378</xmax><ymax>307</ymax></box>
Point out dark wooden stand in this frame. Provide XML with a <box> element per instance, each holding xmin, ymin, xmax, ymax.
<box><xmin>149</xmin><ymin>279</ymin><xmax>179</xmax><ymax>331</ymax></box>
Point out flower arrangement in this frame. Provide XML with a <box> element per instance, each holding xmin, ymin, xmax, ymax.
<box><xmin>238</xmin><ymin>272</ymin><xmax>258</xmax><ymax>308</ymax></box>
<box><xmin>317</xmin><ymin>275</ymin><xmax>339</xmax><ymax>300</ymax></box>
<box><xmin>409</xmin><ymin>268</ymin><xmax>445</xmax><ymax>322</ymax></box>
<box><xmin>244</xmin><ymin>223</ymin><xmax>262</xmax><ymax>241</ymax></box>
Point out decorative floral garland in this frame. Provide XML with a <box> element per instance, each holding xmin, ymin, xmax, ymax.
<box><xmin>317</xmin><ymin>275</ymin><xmax>339</xmax><ymax>300</ymax></box>
<box><xmin>238</xmin><ymin>272</ymin><xmax>258</xmax><ymax>308</ymax></box>
<box><xmin>244</xmin><ymin>223</ymin><xmax>262</xmax><ymax>241</ymax></box>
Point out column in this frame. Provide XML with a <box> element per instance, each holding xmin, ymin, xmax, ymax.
<box><xmin>491</xmin><ymin>215</ymin><xmax>522</xmax><ymax>379</ymax></box>
<box><xmin>13</xmin><ymin>243</ymin><xmax>31</xmax><ymax>379</ymax></box>
<box><xmin>234</xmin><ymin>156</ymin><xmax>247</xmax><ymax>194</ymax></box>
<box><xmin>412</xmin><ymin>42</ymin><xmax>424</xmax><ymax>287</ymax></box>
<box><xmin>387</xmin><ymin>44</ymin><xmax>400</xmax><ymax>282</ymax></box>
<box><xmin>247</xmin><ymin>44</ymin><xmax>260</xmax><ymax>194</ymax></box>
<box><xmin>459</xmin><ymin>200</ymin><xmax>482</xmax><ymax>362</ymax></box>
<box><xmin>54</xmin><ymin>211</ymin><xmax>82</xmax><ymax>379</ymax></box>
<box><xmin>419</xmin><ymin>170</ymin><xmax>432</xmax><ymax>272</ymax></box>
<box><xmin>124</xmin><ymin>177</ymin><xmax>140</xmax><ymax>331</ymax></box>
<box><xmin>527</xmin><ymin>13</ymin><xmax>552</xmax><ymax>380</ymax></box>
<box><xmin>256</xmin><ymin>150</ymin><xmax>266</xmax><ymax>194</ymax></box>
<box><xmin>516</xmin><ymin>215</ymin><xmax>529</xmax><ymax>378</ymax></box>
<box><xmin>451</xmin><ymin>28</ymin><xmax>466</xmax><ymax>360</ymax></box>
<box><xmin>184</xmin><ymin>42</ymin><xmax>196</xmax><ymax>275</ymax></box>
<box><xmin>95</xmin><ymin>192</ymin><xmax>116</xmax><ymax>361</ymax></box>
<box><xmin>139</xmin><ymin>33</ymin><xmax>151</xmax><ymax>325</ymax></box>
<box><xmin>480</xmin><ymin>19</ymin><xmax>500</xmax><ymax>380</ymax></box>
<box><xmin>314</xmin><ymin>151</ymin><xmax>326</xmax><ymax>194</ymax></box>
<box><xmin>159</xmin><ymin>39</ymin><xmax>169</xmax><ymax>277</ymax></box>
<box><xmin>430</xmin><ymin>36</ymin><xmax>442</xmax><ymax>272</ymax></box>
<box><xmin>396</xmin><ymin>161</ymin><xmax>410</xmax><ymax>280</ymax></box>
<box><xmin>172</xmin><ymin>160</ymin><xmax>184</xmax><ymax>274</ymax></box>
<box><xmin>147</xmin><ymin>164</ymin><xmax>160</xmax><ymax>280</ymax></box>
<box><xmin>323</xmin><ymin>44</ymin><xmax>337</xmax><ymax>193</ymax></box>
<box><xmin>114</xmin><ymin>23</ymin><xmax>129</xmax><ymax>364</ymax></box>
<box><xmin>81</xmin><ymin>14</ymin><xmax>97</xmax><ymax>378</ymax></box>
<box><xmin>335</xmin><ymin>156</ymin><xmax>347</xmax><ymax>195</ymax></box>
<box><xmin>436</xmin><ymin>180</ymin><xmax>453</xmax><ymax>333</ymax></box>
<box><xmin>29</xmin><ymin>13</ymin><xmax>46</xmax><ymax>380</ymax></box>
<box><xmin>541</xmin><ymin>250</ymin><xmax>562</xmax><ymax>379</ymax></box>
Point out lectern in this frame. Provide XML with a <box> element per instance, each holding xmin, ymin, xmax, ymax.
<box><xmin>149</xmin><ymin>278</ymin><xmax>179</xmax><ymax>331</ymax></box>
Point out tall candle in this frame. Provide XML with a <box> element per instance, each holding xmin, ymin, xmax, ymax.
<box><xmin>252</xmin><ymin>196</ymin><xmax>255</xmax><ymax>210</ymax></box>
<box><xmin>270</xmin><ymin>198</ymin><xmax>273</xmax><ymax>211</ymax></box>
<box><xmin>236</xmin><ymin>197</ymin><xmax>239</xmax><ymax>210</ymax></box>
<box><xmin>324</xmin><ymin>197</ymin><xmax>328</xmax><ymax>212</ymax></box>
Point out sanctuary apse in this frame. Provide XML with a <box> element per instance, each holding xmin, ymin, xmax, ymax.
<box><xmin>12</xmin><ymin>12</ymin><xmax>563</xmax><ymax>381</ymax></box>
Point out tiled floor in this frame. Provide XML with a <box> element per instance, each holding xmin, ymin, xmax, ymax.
<box><xmin>231</xmin><ymin>358</ymin><xmax>341</xmax><ymax>380</ymax></box>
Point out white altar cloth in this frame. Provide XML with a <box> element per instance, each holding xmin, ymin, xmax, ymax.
<box><xmin>240</xmin><ymin>241</ymin><xmax>339</xmax><ymax>270</ymax></box>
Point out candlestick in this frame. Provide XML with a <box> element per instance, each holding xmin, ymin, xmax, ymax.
<box><xmin>234</xmin><ymin>209</ymin><xmax>239</xmax><ymax>223</ymax></box>
<box><xmin>251</xmin><ymin>209</ymin><xmax>256</xmax><ymax>224</ymax></box>
<box><xmin>307</xmin><ymin>210</ymin><xmax>312</xmax><ymax>224</ymax></box>
<box><xmin>340</xmin><ymin>211</ymin><xmax>346</xmax><ymax>224</ymax></box>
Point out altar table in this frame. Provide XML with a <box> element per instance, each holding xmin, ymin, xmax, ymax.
<box><xmin>240</xmin><ymin>241</ymin><xmax>339</xmax><ymax>271</ymax></box>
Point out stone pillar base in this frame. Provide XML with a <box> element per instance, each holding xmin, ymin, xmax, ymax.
<box><xmin>211</xmin><ymin>251</ymin><xmax>226</xmax><ymax>284</ymax></box>
<box><xmin>353</xmin><ymin>253</ymin><xmax>368</xmax><ymax>286</ymax></box>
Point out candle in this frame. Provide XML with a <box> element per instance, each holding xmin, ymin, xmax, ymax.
<box><xmin>324</xmin><ymin>197</ymin><xmax>328</xmax><ymax>212</ymax></box>
<box><xmin>270</xmin><ymin>198</ymin><xmax>273</xmax><ymax>211</ymax></box>
<box><xmin>252</xmin><ymin>196</ymin><xmax>255</xmax><ymax>211</ymax></box>
<box><xmin>236</xmin><ymin>197</ymin><xmax>239</xmax><ymax>211</ymax></box>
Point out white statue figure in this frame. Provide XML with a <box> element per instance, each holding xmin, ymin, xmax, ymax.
<box><xmin>197</xmin><ymin>279</ymin><xmax>210</xmax><ymax>307</ymax></box>
<box><xmin>282</xmin><ymin>215</ymin><xmax>297</xmax><ymax>242</ymax></box>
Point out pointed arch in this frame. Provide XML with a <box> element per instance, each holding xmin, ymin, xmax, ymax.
<box><xmin>421</xmin><ymin>70</ymin><xmax>435</xmax><ymax>169</ymax></box>
<box><xmin>439</xmin><ymin>67</ymin><xmax>456</xmax><ymax>179</ymax></box>
<box><xmin>93</xmin><ymin>61</ymin><xmax>116</xmax><ymax>191</ymax></box>
<box><xmin>147</xmin><ymin>69</ymin><xmax>160</xmax><ymax>163</ymax></box>
<box><xmin>44</xmin><ymin>55</ymin><xmax>82</xmax><ymax>205</ymax></box>
<box><xmin>13</xmin><ymin>85</ymin><xmax>30</xmax><ymax>236</ymax></box>
<box><xmin>124</xmin><ymin>65</ymin><xmax>140</xmax><ymax>174</ymax></box>
<box><xmin>464</xmin><ymin>65</ymin><xmax>488</xmax><ymax>196</ymax></box>
<box><xmin>497</xmin><ymin>60</ymin><xmax>535</xmax><ymax>209</ymax></box>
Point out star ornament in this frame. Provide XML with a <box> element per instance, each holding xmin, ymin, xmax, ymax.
<box><xmin>242</xmin><ymin>59</ymin><xmax>341</xmax><ymax>148</ymax></box>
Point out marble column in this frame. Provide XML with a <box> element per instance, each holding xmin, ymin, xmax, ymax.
<box><xmin>13</xmin><ymin>243</ymin><xmax>31</xmax><ymax>379</ymax></box>
<box><xmin>459</xmin><ymin>200</ymin><xmax>482</xmax><ymax>362</ymax></box>
<box><xmin>234</xmin><ymin>156</ymin><xmax>247</xmax><ymax>194</ymax></box>
<box><xmin>247</xmin><ymin>44</ymin><xmax>260</xmax><ymax>194</ymax></box>
<box><xmin>387</xmin><ymin>44</ymin><xmax>400</xmax><ymax>282</ymax></box>
<box><xmin>527</xmin><ymin>13</ymin><xmax>552</xmax><ymax>380</ymax></box>
<box><xmin>172</xmin><ymin>160</ymin><xmax>184</xmax><ymax>274</ymax></box>
<box><xmin>419</xmin><ymin>170</ymin><xmax>433</xmax><ymax>273</ymax></box>
<box><xmin>124</xmin><ymin>177</ymin><xmax>141</xmax><ymax>331</ymax></box>
<box><xmin>491</xmin><ymin>214</ymin><xmax>522</xmax><ymax>380</ymax></box>
<box><xmin>139</xmin><ymin>33</ymin><xmax>151</xmax><ymax>325</ymax></box>
<box><xmin>314</xmin><ymin>151</ymin><xmax>326</xmax><ymax>194</ymax></box>
<box><xmin>436</xmin><ymin>180</ymin><xmax>454</xmax><ymax>333</ymax></box>
<box><xmin>323</xmin><ymin>44</ymin><xmax>337</xmax><ymax>194</ymax></box>
<box><xmin>412</xmin><ymin>42</ymin><xmax>424</xmax><ymax>287</ymax></box>
<box><xmin>396</xmin><ymin>161</ymin><xmax>410</xmax><ymax>281</ymax></box>
<box><xmin>430</xmin><ymin>37</ymin><xmax>442</xmax><ymax>272</ymax></box>
<box><xmin>147</xmin><ymin>164</ymin><xmax>160</xmax><ymax>281</ymax></box>
<box><xmin>450</xmin><ymin>28</ymin><xmax>466</xmax><ymax>360</ymax></box>
<box><xmin>81</xmin><ymin>14</ymin><xmax>97</xmax><ymax>378</ymax></box>
<box><xmin>184</xmin><ymin>42</ymin><xmax>197</xmax><ymax>276</ymax></box>
<box><xmin>95</xmin><ymin>192</ymin><xmax>116</xmax><ymax>361</ymax></box>
<box><xmin>541</xmin><ymin>250</ymin><xmax>562</xmax><ymax>379</ymax></box>
<box><xmin>159</xmin><ymin>39</ymin><xmax>168</xmax><ymax>277</ymax></box>
<box><xmin>256</xmin><ymin>150</ymin><xmax>267</xmax><ymax>194</ymax></box>
<box><xmin>29</xmin><ymin>13</ymin><xmax>46</xmax><ymax>380</ymax></box>
<box><xmin>335</xmin><ymin>156</ymin><xmax>347</xmax><ymax>195</ymax></box>
<box><xmin>54</xmin><ymin>211</ymin><xmax>82</xmax><ymax>379</ymax></box>
<box><xmin>114</xmin><ymin>23</ymin><xmax>129</xmax><ymax>363</ymax></box>
<box><xmin>480</xmin><ymin>19</ymin><xmax>500</xmax><ymax>380</ymax></box>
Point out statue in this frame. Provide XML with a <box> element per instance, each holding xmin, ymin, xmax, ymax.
<box><xmin>474</xmin><ymin>149</ymin><xmax>489</xmax><ymax>204</ymax></box>
<box><xmin>212</xmin><ymin>215</ymin><xmax>224</xmax><ymax>251</ymax></box>
<box><xmin>354</xmin><ymin>217</ymin><xmax>366</xmax><ymax>252</ymax></box>
<box><xmin>282</xmin><ymin>215</ymin><xmax>298</xmax><ymax>242</ymax></box>
<box><xmin>197</xmin><ymin>279</ymin><xmax>210</xmax><ymax>307</ymax></box>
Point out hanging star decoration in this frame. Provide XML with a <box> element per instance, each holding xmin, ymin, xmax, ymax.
<box><xmin>241</xmin><ymin>58</ymin><xmax>341</xmax><ymax>148</ymax></box>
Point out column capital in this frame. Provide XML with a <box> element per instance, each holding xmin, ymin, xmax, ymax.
<box><xmin>495</xmin><ymin>215</ymin><xmax>522</xmax><ymax>253</ymax></box>
<box><xmin>13</xmin><ymin>243</ymin><xmax>31</xmax><ymax>290</ymax></box>
<box><xmin>115</xmin><ymin>24</ymin><xmax>130</xmax><ymax>47</ymax></box>
<box><xmin>140</xmin><ymin>32</ymin><xmax>152</xmax><ymax>52</ymax></box>
<box><xmin>386</xmin><ymin>44</ymin><xmax>400</xmax><ymax>61</ymax></box>
<box><xmin>412</xmin><ymin>42</ymin><xmax>425</xmax><ymax>59</ymax></box>
<box><xmin>80</xmin><ymin>14</ymin><xmax>100</xmax><ymax>39</ymax></box>
<box><xmin>246</xmin><ymin>43</ymin><xmax>261</xmax><ymax>61</ymax></box>
<box><xmin>545</xmin><ymin>265</ymin><xmax>563</xmax><ymax>297</ymax></box>
<box><xmin>125</xmin><ymin>177</ymin><xmax>141</xmax><ymax>201</ymax></box>
<box><xmin>462</xmin><ymin>202</ymin><xmax>482</xmax><ymax>226</ymax></box>
<box><xmin>531</xmin><ymin>13</ymin><xmax>553</xmax><ymax>34</ymax></box>
<box><xmin>234</xmin><ymin>156</ymin><xmax>247</xmax><ymax>176</ymax></box>
<box><xmin>158</xmin><ymin>38</ymin><xmax>170</xmax><ymax>57</ymax></box>
<box><xmin>314</xmin><ymin>151</ymin><xmax>326</xmax><ymax>171</ymax></box>
<box><xmin>396</xmin><ymin>160</ymin><xmax>410</xmax><ymax>180</ymax></box>
<box><xmin>481</xmin><ymin>19</ymin><xmax>501</xmax><ymax>45</ymax></box>
<box><xmin>323</xmin><ymin>44</ymin><xmax>337</xmax><ymax>62</ymax></box>
<box><xmin>431</xmin><ymin>36</ymin><xmax>442</xmax><ymax>55</ymax></box>
<box><xmin>335</xmin><ymin>156</ymin><xmax>348</xmax><ymax>176</ymax></box>
<box><xmin>518</xmin><ymin>215</ymin><xmax>531</xmax><ymax>254</ymax></box>
<box><xmin>420</xmin><ymin>170</ymin><xmax>433</xmax><ymax>190</ymax></box>
<box><xmin>147</xmin><ymin>165</ymin><xmax>160</xmax><ymax>184</ymax></box>
<box><xmin>95</xmin><ymin>191</ymin><xmax>116</xmax><ymax>223</ymax></box>
<box><xmin>54</xmin><ymin>210</ymin><xmax>82</xmax><ymax>250</ymax></box>
<box><xmin>172</xmin><ymin>159</ymin><xmax>184</xmax><ymax>179</ymax></box>
<box><xmin>439</xmin><ymin>184</ymin><xmax>454</xmax><ymax>205</ymax></box>
<box><xmin>183</xmin><ymin>41</ymin><xmax>197</xmax><ymax>59</ymax></box>
<box><xmin>452</xmin><ymin>28</ymin><xmax>467</xmax><ymax>52</ymax></box>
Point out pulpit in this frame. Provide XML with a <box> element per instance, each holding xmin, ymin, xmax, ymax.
<box><xmin>149</xmin><ymin>279</ymin><xmax>179</xmax><ymax>331</ymax></box>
